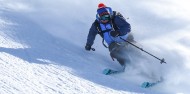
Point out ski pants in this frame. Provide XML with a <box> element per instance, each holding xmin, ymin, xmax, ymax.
<box><xmin>108</xmin><ymin>33</ymin><xmax>134</xmax><ymax>66</ymax></box>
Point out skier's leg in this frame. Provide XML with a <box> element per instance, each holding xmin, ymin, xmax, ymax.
<box><xmin>126</xmin><ymin>32</ymin><xmax>135</xmax><ymax>42</ymax></box>
<box><xmin>117</xmin><ymin>58</ymin><xmax>126</xmax><ymax>71</ymax></box>
<box><xmin>110</xmin><ymin>49</ymin><xmax>128</xmax><ymax>71</ymax></box>
<box><xmin>109</xmin><ymin>42</ymin><xmax>130</xmax><ymax>71</ymax></box>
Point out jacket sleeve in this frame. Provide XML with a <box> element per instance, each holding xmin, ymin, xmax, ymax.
<box><xmin>114</xmin><ymin>15</ymin><xmax>131</xmax><ymax>36</ymax></box>
<box><xmin>86</xmin><ymin>22</ymin><xmax>98</xmax><ymax>46</ymax></box>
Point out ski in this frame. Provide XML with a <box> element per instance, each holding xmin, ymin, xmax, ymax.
<box><xmin>141</xmin><ymin>81</ymin><xmax>158</xmax><ymax>88</ymax></box>
<box><xmin>141</xmin><ymin>78</ymin><xmax>163</xmax><ymax>88</ymax></box>
<box><xmin>103</xmin><ymin>68</ymin><xmax>123</xmax><ymax>75</ymax></box>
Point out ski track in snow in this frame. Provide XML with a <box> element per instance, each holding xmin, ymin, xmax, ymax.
<box><xmin>0</xmin><ymin>0</ymin><xmax>190</xmax><ymax>94</ymax></box>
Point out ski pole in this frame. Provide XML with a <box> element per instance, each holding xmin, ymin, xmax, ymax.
<box><xmin>120</xmin><ymin>37</ymin><xmax>166</xmax><ymax>64</ymax></box>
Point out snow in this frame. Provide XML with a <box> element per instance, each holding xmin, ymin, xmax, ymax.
<box><xmin>0</xmin><ymin>0</ymin><xmax>190</xmax><ymax>94</ymax></box>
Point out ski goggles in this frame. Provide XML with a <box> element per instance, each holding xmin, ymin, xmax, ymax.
<box><xmin>100</xmin><ymin>15</ymin><xmax>110</xmax><ymax>21</ymax></box>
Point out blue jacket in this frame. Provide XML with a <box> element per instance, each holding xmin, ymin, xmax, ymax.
<box><xmin>86</xmin><ymin>12</ymin><xmax>131</xmax><ymax>47</ymax></box>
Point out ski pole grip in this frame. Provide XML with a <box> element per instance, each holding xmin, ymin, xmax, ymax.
<box><xmin>91</xmin><ymin>48</ymin><xmax>95</xmax><ymax>51</ymax></box>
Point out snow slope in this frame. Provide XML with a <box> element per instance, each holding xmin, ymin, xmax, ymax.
<box><xmin>0</xmin><ymin>0</ymin><xmax>190</xmax><ymax>94</ymax></box>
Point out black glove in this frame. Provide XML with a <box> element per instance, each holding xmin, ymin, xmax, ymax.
<box><xmin>110</xmin><ymin>31</ymin><xmax>119</xmax><ymax>37</ymax></box>
<box><xmin>85</xmin><ymin>44</ymin><xmax>91</xmax><ymax>51</ymax></box>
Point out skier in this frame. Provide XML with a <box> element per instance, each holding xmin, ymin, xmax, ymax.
<box><xmin>85</xmin><ymin>3</ymin><xmax>134</xmax><ymax>71</ymax></box>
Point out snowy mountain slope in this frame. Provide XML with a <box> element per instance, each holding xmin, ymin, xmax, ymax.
<box><xmin>0</xmin><ymin>2</ymin><xmax>150</xmax><ymax>94</ymax></box>
<box><xmin>0</xmin><ymin>8</ymin><xmax>142</xmax><ymax>94</ymax></box>
<box><xmin>0</xmin><ymin>0</ymin><xmax>190</xmax><ymax>94</ymax></box>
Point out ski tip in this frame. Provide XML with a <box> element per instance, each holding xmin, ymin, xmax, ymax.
<box><xmin>141</xmin><ymin>82</ymin><xmax>150</xmax><ymax>88</ymax></box>
<box><xmin>103</xmin><ymin>69</ymin><xmax>111</xmax><ymax>75</ymax></box>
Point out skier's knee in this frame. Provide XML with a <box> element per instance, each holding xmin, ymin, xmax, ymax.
<box><xmin>127</xmin><ymin>33</ymin><xmax>135</xmax><ymax>42</ymax></box>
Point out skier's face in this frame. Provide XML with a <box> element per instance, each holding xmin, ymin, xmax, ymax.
<box><xmin>100</xmin><ymin>14</ymin><xmax>110</xmax><ymax>23</ymax></box>
<box><xmin>100</xmin><ymin>20</ymin><xmax>109</xmax><ymax>23</ymax></box>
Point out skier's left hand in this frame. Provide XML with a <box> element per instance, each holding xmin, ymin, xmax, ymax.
<box><xmin>110</xmin><ymin>30</ymin><xmax>119</xmax><ymax>37</ymax></box>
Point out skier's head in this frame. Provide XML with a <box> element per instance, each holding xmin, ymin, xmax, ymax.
<box><xmin>97</xmin><ymin>3</ymin><xmax>111</xmax><ymax>23</ymax></box>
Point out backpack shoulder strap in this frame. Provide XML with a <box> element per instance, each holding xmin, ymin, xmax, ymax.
<box><xmin>112</xmin><ymin>11</ymin><xmax>126</xmax><ymax>21</ymax></box>
<box><xmin>94</xmin><ymin>20</ymin><xmax>104</xmax><ymax>37</ymax></box>
<box><xmin>111</xmin><ymin>11</ymin><xmax>119</xmax><ymax>31</ymax></box>
<box><xmin>93</xmin><ymin>20</ymin><xmax>108</xmax><ymax>48</ymax></box>
<box><xmin>112</xmin><ymin>11</ymin><xmax>117</xmax><ymax>19</ymax></box>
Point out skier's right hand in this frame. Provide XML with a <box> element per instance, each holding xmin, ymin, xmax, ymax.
<box><xmin>85</xmin><ymin>44</ymin><xmax>91</xmax><ymax>51</ymax></box>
